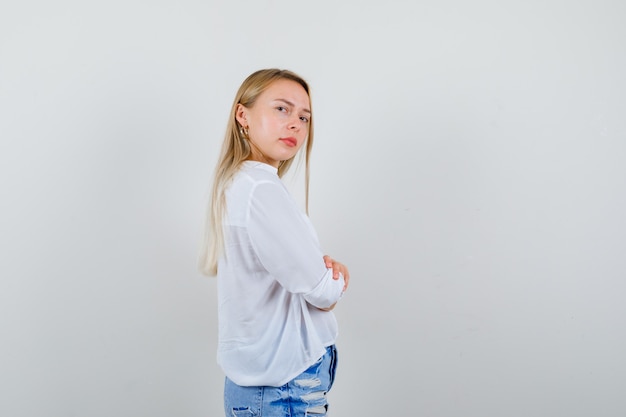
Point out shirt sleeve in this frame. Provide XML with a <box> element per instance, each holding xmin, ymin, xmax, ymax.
<box><xmin>247</xmin><ymin>180</ymin><xmax>345</xmax><ymax>309</ymax></box>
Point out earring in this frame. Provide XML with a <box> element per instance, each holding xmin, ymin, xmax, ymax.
<box><xmin>239</xmin><ymin>125</ymin><xmax>249</xmax><ymax>139</ymax></box>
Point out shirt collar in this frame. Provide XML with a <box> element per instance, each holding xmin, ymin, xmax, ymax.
<box><xmin>241</xmin><ymin>160</ymin><xmax>278</xmax><ymax>174</ymax></box>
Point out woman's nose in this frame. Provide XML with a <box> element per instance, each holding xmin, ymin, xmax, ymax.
<box><xmin>288</xmin><ymin>115</ymin><xmax>300</xmax><ymax>130</ymax></box>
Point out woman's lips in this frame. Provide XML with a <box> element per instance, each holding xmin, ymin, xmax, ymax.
<box><xmin>280</xmin><ymin>137</ymin><xmax>297</xmax><ymax>147</ymax></box>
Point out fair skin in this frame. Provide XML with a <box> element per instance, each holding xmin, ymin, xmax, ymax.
<box><xmin>235</xmin><ymin>78</ymin><xmax>311</xmax><ymax>168</ymax></box>
<box><xmin>237</xmin><ymin>78</ymin><xmax>350</xmax><ymax>309</ymax></box>
<box><xmin>323</xmin><ymin>255</ymin><xmax>350</xmax><ymax>292</ymax></box>
<box><xmin>319</xmin><ymin>255</ymin><xmax>350</xmax><ymax>311</ymax></box>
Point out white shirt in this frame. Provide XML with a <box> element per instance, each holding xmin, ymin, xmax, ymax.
<box><xmin>216</xmin><ymin>161</ymin><xmax>345</xmax><ymax>387</ymax></box>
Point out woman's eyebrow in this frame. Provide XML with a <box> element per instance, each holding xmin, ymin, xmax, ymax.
<box><xmin>274</xmin><ymin>98</ymin><xmax>311</xmax><ymax>114</ymax></box>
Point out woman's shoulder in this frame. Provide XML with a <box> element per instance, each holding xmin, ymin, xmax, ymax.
<box><xmin>228</xmin><ymin>162</ymin><xmax>283</xmax><ymax>199</ymax></box>
<box><xmin>226</xmin><ymin>162</ymin><xmax>295</xmax><ymax>222</ymax></box>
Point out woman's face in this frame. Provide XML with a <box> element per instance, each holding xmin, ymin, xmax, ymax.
<box><xmin>236</xmin><ymin>78</ymin><xmax>311</xmax><ymax>168</ymax></box>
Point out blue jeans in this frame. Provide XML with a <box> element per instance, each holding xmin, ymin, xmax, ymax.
<box><xmin>224</xmin><ymin>345</ymin><xmax>338</xmax><ymax>417</ymax></box>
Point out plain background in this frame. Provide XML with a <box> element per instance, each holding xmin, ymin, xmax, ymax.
<box><xmin>1</xmin><ymin>1</ymin><xmax>625</xmax><ymax>416</ymax></box>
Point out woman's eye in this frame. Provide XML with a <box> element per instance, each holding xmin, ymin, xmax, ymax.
<box><xmin>300</xmin><ymin>116</ymin><xmax>310</xmax><ymax>123</ymax></box>
<box><xmin>276</xmin><ymin>106</ymin><xmax>286</xmax><ymax>112</ymax></box>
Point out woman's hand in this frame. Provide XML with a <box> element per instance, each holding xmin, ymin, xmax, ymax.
<box><xmin>323</xmin><ymin>255</ymin><xmax>350</xmax><ymax>293</ymax></box>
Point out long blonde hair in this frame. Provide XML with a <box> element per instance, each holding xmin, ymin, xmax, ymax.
<box><xmin>199</xmin><ymin>69</ymin><xmax>315</xmax><ymax>276</ymax></box>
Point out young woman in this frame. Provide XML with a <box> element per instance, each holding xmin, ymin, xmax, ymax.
<box><xmin>199</xmin><ymin>68</ymin><xmax>350</xmax><ymax>417</ymax></box>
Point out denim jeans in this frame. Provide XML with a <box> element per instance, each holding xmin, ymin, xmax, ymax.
<box><xmin>224</xmin><ymin>345</ymin><xmax>338</xmax><ymax>417</ymax></box>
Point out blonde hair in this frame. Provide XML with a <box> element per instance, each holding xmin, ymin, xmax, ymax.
<box><xmin>199</xmin><ymin>69</ymin><xmax>315</xmax><ymax>276</ymax></box>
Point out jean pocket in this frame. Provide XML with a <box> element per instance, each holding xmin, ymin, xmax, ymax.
<box><xmin>328</xmin><ymin>345</ymin><xmax>338</xmax><ymax>390</ymax></box>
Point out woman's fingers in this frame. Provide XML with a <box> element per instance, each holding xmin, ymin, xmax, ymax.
<box><xmin>323</xmin><ymin>255</ymin><xmax>349</xmax><ymax>291</ymax></box>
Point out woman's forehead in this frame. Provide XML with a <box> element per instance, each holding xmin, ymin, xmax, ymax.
<box><xmin>261</xmin><ymin>79</ymin><xmax>310</xmax><ymax>109</ymax></box>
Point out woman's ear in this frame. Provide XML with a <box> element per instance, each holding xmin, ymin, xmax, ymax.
<box><xmin>235</xmin><ymin>103</ymin><xmax>248</xmax><ymax>127</ymax></box>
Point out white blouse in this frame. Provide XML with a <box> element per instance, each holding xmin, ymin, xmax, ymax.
<box><xmin>216</xmin><ymin>161</ymin><xmax>345</xmax><ymax>387</ymax></box>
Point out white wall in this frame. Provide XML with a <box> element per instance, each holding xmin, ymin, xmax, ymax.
<box><xmin>1</xmin><ymin>1</ymin><xmax>625</xmax><ymax>416</ymax></box>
